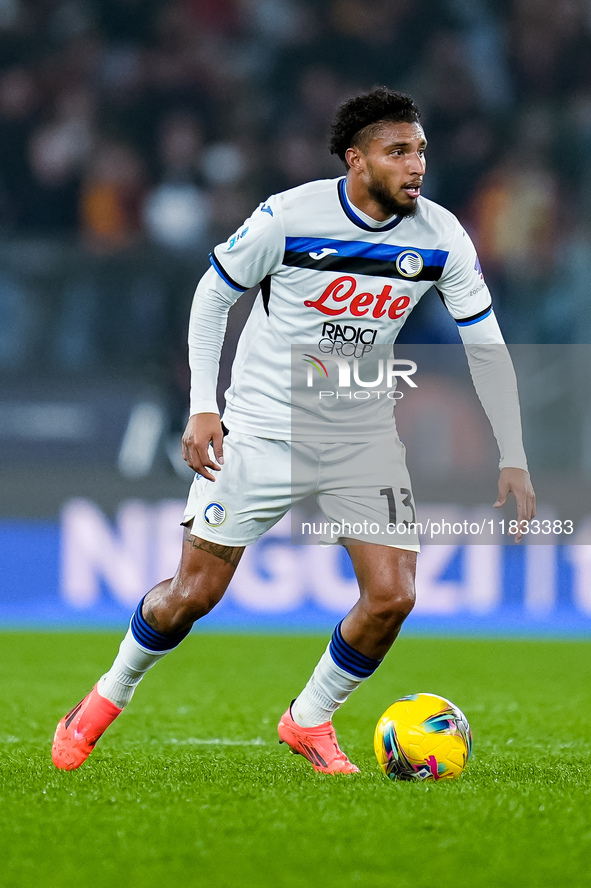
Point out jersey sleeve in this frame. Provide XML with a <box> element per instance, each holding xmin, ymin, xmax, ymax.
<box><xmin>188</xmin><ymin>266</ymin><xmax>243</xmax><ymax>416</ymax></box>
<box><xmin>209</xmin><ymin>194</ymin><xmax>285</xmax><ymax>291</ymax></box>
<box><xmin>463</xmin><ymin>344</ymin><xmax>529</xmax><ymax>470</ymax></box>
<box><xmin>437</xmin><ymin>221</ymin><xmax>493</xmax><ymax>329</ymax></box>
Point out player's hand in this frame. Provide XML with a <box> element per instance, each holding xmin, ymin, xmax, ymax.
<box><xmin>181</xmin><ymin>413</ymin><xmax>224</xmax><ymax>481</ymax></box>
<box><xmin>493</xmin><ymin>467</ymin><xmax>536</xmax><ymax>543</ymax></box>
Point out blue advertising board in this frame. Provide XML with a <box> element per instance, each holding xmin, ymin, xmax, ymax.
<box><xmin>1</xmin><ymin>498</ymin><xmax>591</xmax><ymax>635</ymax></box>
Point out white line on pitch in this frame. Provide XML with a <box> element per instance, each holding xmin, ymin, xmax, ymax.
<box><xmin>164</xmin><ymin>737</ymin><xmax>267</xmax><ymax>746</ymax></box>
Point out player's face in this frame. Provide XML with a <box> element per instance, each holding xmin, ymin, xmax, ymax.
<box><xmin>350</xmin><ymin>121</ymin><xmax>427</xmax><ymax>218</ymax></box>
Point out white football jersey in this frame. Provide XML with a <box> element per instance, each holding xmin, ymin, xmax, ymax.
<box><xmin>206</xmin><ymin>177</ymin><xmax>499</xmax><ymax>439</ymax></box>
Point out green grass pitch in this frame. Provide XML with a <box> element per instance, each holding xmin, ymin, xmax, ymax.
<box><xmin>1</xmin><ymin>631</ymin><xmax>590</xmax><ymax>888</ymax></box>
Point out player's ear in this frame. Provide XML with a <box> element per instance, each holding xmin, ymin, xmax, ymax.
<box><xmin>345</xmin><ymin>145</ymin><xmax>364</xmax><ymax>171</ymax></box>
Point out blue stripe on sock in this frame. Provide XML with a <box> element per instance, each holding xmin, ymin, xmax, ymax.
<box><xmin>333</xmin><ymin>622</ymin><xmax>378</xmax><ymax>671</ymax></box>
<box><xmin>328</xmin><ymin>621</ymin><xmax>382</xmax><ymax>678</ymax></box>
<box><xmin>130</xmin><ymin>597</ymin><xmax>191</xmax><ymax>652</ymax></box>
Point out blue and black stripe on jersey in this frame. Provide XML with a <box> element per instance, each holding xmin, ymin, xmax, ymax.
<box><xmin>209</xmin><ymin>251</ymin><xmax>248</xmax><ymax>292</ymax></box>
<box><xmin>210</xmin><ymin>251</ymin><xmax>272</xmax><ymax>315</ymax></box>
<box><xmin>211</xmin><ymin>251</ymin><xmax>273</xmax><ymax>315</ymax></box>
<box><xmin>435</xmin><ymin>287</ymin><xmax>493</xmax><ymax>326</ymax></box>
<box><xmin>455</xmin><ymin>304</ymin><xmax>493</xmax><ymax>326</ymax></box>
<box><xmin>282</xmin><ymin>236</ymin><xmax>449</xmax><ymax>282</ymax></box>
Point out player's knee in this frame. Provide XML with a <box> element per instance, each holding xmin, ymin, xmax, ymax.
<box><xmin>374</xmin><ymin>588</ymin><xmax>415</xmax><ymax>624</ymax></box>
<box><xmin>366</xmin><ymin>576</ymin><xmax>416</xmax><ymax>626</ymax></box>
<box><xmin>394</xmin><ymin>582</ymin><xmax>416</xmax><ymax>619</ymax></box>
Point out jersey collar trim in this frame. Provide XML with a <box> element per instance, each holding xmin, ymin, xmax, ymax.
<box><xmin>337</xmin><ymin>178</ymin><xmax>404</xmax><ymax>232</ymax></box>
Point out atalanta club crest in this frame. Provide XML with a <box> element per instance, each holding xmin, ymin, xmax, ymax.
<box><xmin>395</xmin><ymin>250</ymin><xmax>424</xmax><ymax>278</ymax></box>
<box><xmin>203</xmin><ymin>502</ymin><xmax>227</xmax><ymax>526</ymax></box>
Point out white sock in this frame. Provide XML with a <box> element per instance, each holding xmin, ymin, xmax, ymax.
<box><xmin>291</xmin><ymin>643</ymin><xmax>366</xmax><ymax>727</ymax></box>
<box><xmin>97</xmin><ymin>627</ymin><xmax>172</xmax><ymax>708</ymax></box>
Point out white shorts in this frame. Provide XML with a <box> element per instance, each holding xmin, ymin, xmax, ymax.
<box><xmin>183</xmin><ymin>430</ymin><xmax>420</xmax><ymax>550</ymax></box>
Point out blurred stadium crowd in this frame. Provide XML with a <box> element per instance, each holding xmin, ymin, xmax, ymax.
<box><xmin>1</xmin><ymin>0</ymin><xmax>591</xmax><ymax>382</ymax></box>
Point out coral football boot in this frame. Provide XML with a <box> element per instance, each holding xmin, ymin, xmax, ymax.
<box><xmin>52</xmin><ymin>684</ymin><xmax>122</xmax><ymax>770</ymax></box>
<box><xmin>277</xmin><ymin>706</ymin><xmax>360</xmax><ymax>774</ymax></box>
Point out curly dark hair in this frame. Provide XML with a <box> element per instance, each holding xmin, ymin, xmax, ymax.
<box><xmin>329</xmin><ymin>87</ymin><xmax>422</xmax><ymax>167</ymax></box>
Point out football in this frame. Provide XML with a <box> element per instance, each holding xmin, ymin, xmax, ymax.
<box><xmin>374</xmin><ymin>693</ymin><xmax>472</xmax><ymax>781</ymax></box>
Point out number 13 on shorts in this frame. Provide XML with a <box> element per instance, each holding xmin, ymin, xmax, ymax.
<box><xmin>380</xmin><ymin>486</ymin><xmax>416</xmax><ymax>528</ymax></box>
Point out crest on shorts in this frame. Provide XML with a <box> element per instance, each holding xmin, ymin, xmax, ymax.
<box><xmin>203</xmin><ymin>502</ymin><xmax>226</xmax><ymax>526</ymax></box>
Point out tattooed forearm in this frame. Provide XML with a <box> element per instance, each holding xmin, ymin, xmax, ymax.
<box><xmin>183</xmin><ymin>529</ymin><xmax>244</xmax><ymax>567</ymax></box>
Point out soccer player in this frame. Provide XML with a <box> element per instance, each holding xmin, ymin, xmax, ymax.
<box><xmin>52</xmin><ymin>88</ymin><xmax>535</xmax><ymax>774</ymax></box>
